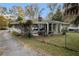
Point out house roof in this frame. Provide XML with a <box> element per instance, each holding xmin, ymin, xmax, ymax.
<box><xmin>11</xmin><ymin>20</ymin><xmax>69</xmax><ymax>25</ymax></box>
<box><xmin>33</xmin><ymin>20</ymin><xmax>69</xmax><ymax>25</ymax></box>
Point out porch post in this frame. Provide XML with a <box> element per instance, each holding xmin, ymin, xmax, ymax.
<box><xmin>60</xmin><ymin>24</ymin><xmax>63</xmax><ymax>33</ymax></box>
<box><xmin>56</xmin><ymin>23</ymin><xmax>58</xmax><ymax>34</ymax></box>
<box><xmin>47</xmin><ymin>23</ymin><xmax>49</xmax><ymax>35</ymax></box>
<box><xmin>51</xmin><ymin>23</ymin><xmax>53</xmax><ymax>33</ymax></box>
<box><xmin>59</xmin><ymin>24</ymin><xmax>61</xmax><ymax>33</ymax></box>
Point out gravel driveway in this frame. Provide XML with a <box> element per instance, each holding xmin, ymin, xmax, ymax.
<box><xmin>0</xmin><ymin>30</ymin><xmax>44</xmax><ymax>56</ymax></box>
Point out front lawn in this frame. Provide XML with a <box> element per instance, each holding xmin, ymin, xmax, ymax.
<box><xmin>39</xmin><ymin>32</ymin><xmax>79</xmax><ymax>51</ymax></box>
<box><xmin>66</xmin><ymin>32</ymin><xmax>79</xmax><ymax>51</ymax></box>
<box><xmin>13</xmin><ymin>32</ymin><xmax>79</xmax><ymax>56</ymax></box>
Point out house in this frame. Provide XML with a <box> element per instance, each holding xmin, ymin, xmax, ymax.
<box><xmin>32</xmin><ymin>20</ymin><xmax>69</xmax><ymax>36</ymax></box>
<box><xmin>10</xmin><ymin>20</ymin><xmax>69</xmax><ymax>36</ymax></box>
<box><xmin>64</xmin><ymin>3</ymin><xmax>79</xmax><ymax>23</ymax></box>
<box><xmin>63</xmin><ymin>3</ymin><xmax>79</xmax><ymax>32</ymax></box>
<box><xmin>67</xmin><ymin>24</ymin><xmax>79</xmax><ymax>32</ymax></box>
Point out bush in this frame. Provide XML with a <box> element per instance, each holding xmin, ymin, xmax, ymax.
<box><xmin>12</xmin><ymin>31</ymin><xmax>21</xmax><ymax>36</ymax></box>
<box><xmin>28</xmin><ymin>33</ymin><xmax>32</xmax><ymax>38</ymax></box>
<box><xmin>0</xmin><ymin>28</ymin><xmax>7</xmax><ymax>30</ymax></box>
<box><xmin>62</xmin><ymin>31</ymin><xmax>66</xmax><ymax>35</ymax></box>
<box><xmin>0</xmin><ymin>16</ymin><xmax>9</xmax><ymax>28</ymax></box>
<box><xmin>8</xmin><ymin>24</ymin><xmax>13</xmax><ymax>28</ymax></box>
<box><xmin>61</xmin><ymin>27</ymin><xmax>67</xmax><ymax>35</ymax></box>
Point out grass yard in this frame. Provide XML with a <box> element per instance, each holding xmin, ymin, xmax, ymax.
<box><xmin>13</xmin><ymin>32</ymin><xmax>79</xmax><ymax>56</ymax></box>
<box><xmin>66</xmin><ymin>32</ymin><xmax>79</xmax><ymax>51</ymax></box>
<box><xmin>38</xmin><ymin>32</ymin><xmax>79</xmax><ymax>51</ymax></box>
<box><xmin>32</xmin><ymin>32</ymin><xmax>79</xmax><ymax>52</ymax></box>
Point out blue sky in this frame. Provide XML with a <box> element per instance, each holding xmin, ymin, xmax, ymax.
<box><xmin>0</xmin><ymin>3</ymin><xmax>63</xmax><ymax>17</ymax></box>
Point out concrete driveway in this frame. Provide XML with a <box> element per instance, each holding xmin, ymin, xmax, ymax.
<box><xmin>0</xmin><ymin>30</ymin><xmax>44</xmax><ymax>56</ymax></box>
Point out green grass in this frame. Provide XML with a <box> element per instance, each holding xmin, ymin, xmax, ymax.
<box><xmin>66</xmin><ymin>32</ymin><xmax>79</xmax><ymax>51</ymax></box>
<box><xmin>42</xmin><ymin>32</ymin><xmax>79</xmax><ymax>51</ymax></box>
<box><xmin>13</xmin><ymin>32</ymin><xmax>79</xmax><ymax>56</ymax></box>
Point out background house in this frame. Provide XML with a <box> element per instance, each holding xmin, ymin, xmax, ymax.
<box><xmin>63</xmin><ymin>3</ymin><xmax>79</xmax><ymax>32</ymax></box>
<box><xmin>64</xmin><ymin>3</ymin><xmax>79</xmax><ymax>23</ymax></box>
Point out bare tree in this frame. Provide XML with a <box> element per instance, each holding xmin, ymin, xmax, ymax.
<box><xmin>47</xmin><ymin>3</ymin><xmax>58</xmax><ymax>20</ymax></box>
<box><xmin>47</xmin><ymin>3</ymin><xmax>63</xmax><ymax>21</ymax></box>
<box><xmin>25</xmin><ymin>4</ymin><xmax>44</xmax><ymax>21</ymax></box>
<box><xmin>48</xmin><ymin>3</ymin><xmax>57</xmax><ymax>12</ymax></box>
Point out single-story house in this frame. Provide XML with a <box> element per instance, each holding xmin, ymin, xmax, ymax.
<box><xmin>10</xmin><ymin>20</ymin><xmax>69</xmax><ymax>36</ymax></box>
<box><xmin>32</xmin><ymin>20</ymin><xmax>69</xmax><ymax>36</ymax></box>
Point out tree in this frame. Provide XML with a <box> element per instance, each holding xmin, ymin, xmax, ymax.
<box><xmin>9</xmin><ymin>6</ymin><xmax>18</xmax><ymax>16</ymax></box>
<box><xmin>25</xmin><ymin>20</ymin><xmax>33</xmax><ymax>38</ymax></box>
<box><xmin>52</xmin><ymin>8</ymin><xmax>63</xmax><ymax>21</ymax></box>
<box><xmin>26</xmin><ymin>20</ymin><xmax>33</xmax><ymax>27</ymax></box>
<box><xmin>25</xmin><ymin>5</ymin><xmax>34</xmax><ymax>20</ymax></box>
<box><xmin>17</xmin><ymin>6</ymin><xmax>25</xmax><ymax>17</ymax></box>
<box><xmin>17</xmin><ymin>16</ymin><xmax>25</xmax><ymax>35</ymax></box>
<box><xmin>0</xmin><ymin>7</ymin><xmax>7</xmax><ymax>15</ymax></box>
<box><xmin>47</xmin><ymin>3</ymin><xmax>58</xmax><ymax>20</ymax></box>
<box><xmin>10</xmin><ymin>6</ymin><xmax>25</xmax><ymax>17</ymax></box>
<box><xmin>32</xmin><ymin>4</ymin><xmax>44</xmax><ymax>21</ymax></box>
<box><xmin>0</xmin><ymin>16</ymin><xmax>9</xmax><ymax>29</ymax></box>
<box><xmin>73</xmin><ymin>16</ymin><xmax>79</xmax><ymax>26</ymax></box>
<box><xmin>48</xmin><ymin>12</ymin><xmax>53</xmax><ymax>20</ymax></box>
<box><xmin>25</xmin><ymin>4</ymin><xmax>44</xmax><ymax>21</ymax></box>
<box><xmin>48</xmin><ymin>3</ymin><xmax>57</xmax><ymax>12</ymax></box>
<box><xmin>48</xmin><ymin>4</ymin><xmax>63</xmax><ymax>21</ymax></box>
<box><xmin>17</xmin><ymin>16</ymin><xmax>24</xmax><ymax>24</ymax></box>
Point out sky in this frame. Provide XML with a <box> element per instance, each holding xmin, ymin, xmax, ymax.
<box><xmin>0</xmin><ymin>3</ymin><xmax>64</xmax><ymax>18</ymax></box>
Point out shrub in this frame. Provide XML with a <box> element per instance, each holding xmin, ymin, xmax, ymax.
<box><xmin>12</xmin><ymin>31</ymin><xmax>21</xmax><ymax>36</ymax></box>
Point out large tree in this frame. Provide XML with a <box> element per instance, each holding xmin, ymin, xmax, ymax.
<box><xmin>48</xmin><ymin>4</ymin><xmax>63</xmax><ymax>21</ymax></box>
<box><xmin>48</xmin><ymin>3</ymin><xmax>57</xmax><ymax>12</ymax></box>
<box><xmin>25</xmin><ymin>4</ymin><xmax>44</xmax><ymax>21</ymax></box>
<box><xmin>10</xmin><ymin>6</ymin><xmax>25</xmax><ymax>17</ymax></box>
<box><xmin>17</xmin><ymin>16</ymin><xmax>25</xmax><ymax>34</ymax></box>
<box><xmin>17</xmin><ymin>6</ymin><xmax>25</xmax><ymax>17</ymax></box>
<box><xmin>47</xmin><ymin>3</ymin><xmax>58</xmax><ymax>20</ymax></box>
<box><xmin>52</xmin><ymin>8</ymin><xmax>63</xmax><ymax>21</ymax></box>
<box><xmin>0</xmin><ymin>7</ymin><xmax>7</xmax><ymax>15</ymax></box>
<box><xmin>0</xmin><ymin>16</ymin><xmax>9</xmax><ymax>29</ymax></box>
<box><xmin>25</xmin><ymin>20</ymin><xmax>33</xmax><ymax>38</ymax></box>
<box><xmin>72</xmin><ymin>16</ymin><xmax>79</xmax><ymax>26</ymax></box>
<box><xmin>17</xmin><ymin>16</ymin><xmax>24</xmax><ymax>24</ymax></box>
